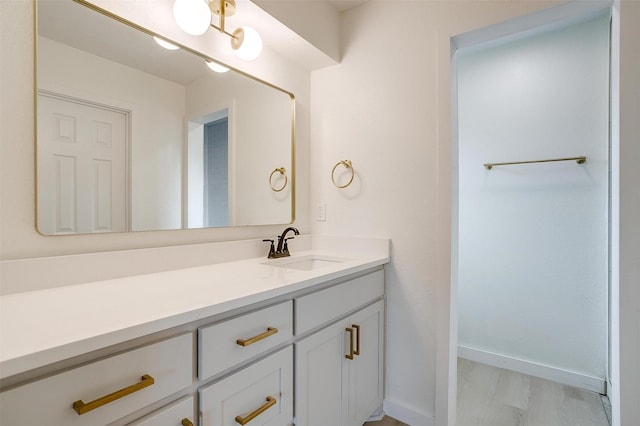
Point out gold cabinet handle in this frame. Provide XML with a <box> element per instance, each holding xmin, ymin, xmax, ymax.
<box><xmin>72</xmin><ymin>374</ymin><xmax>155</xmax><ymax>415</ymax></box>
<box><xmin>352</xmin><ymin>324</ymin><xmax>361</xmax><ymax>356</ymax></box>
<box><xmin>345</xmin><ymin>327</ymin><xmax>355</xmax><ymax>360</ymax></box>
<box><xmin>182</xmin><ymin>419</ymin><xmax>194</xmax><ymax>426</ymax></box>
<box><xmin>235</xmin><ymin>396</ymin><xmax>277</xmax><ymax>425</ymax></box>
<box><xmin>236</xmin><ymin>327</ymin><xmax>278</xmax><ymax>347</ymax></box>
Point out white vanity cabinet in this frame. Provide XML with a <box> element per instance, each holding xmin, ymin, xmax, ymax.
<box><xmin>0</xmin><ymin>258</ymin><xmax>387</xmax><ymax>426</ymax></box>
<box><xmin>295</xmin><ymin>271</ymin><xmax>385</xmax><ymax>426</ymax></box>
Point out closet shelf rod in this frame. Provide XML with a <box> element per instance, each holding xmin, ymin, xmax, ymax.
<box><xmin>484</xmin><ymin>156</ymin><xmax>587</xmax><ymax>170</ymax></box>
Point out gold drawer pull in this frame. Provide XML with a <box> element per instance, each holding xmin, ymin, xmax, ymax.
<box><xmin>182</xmin><ymin>419</ymin><xmax>194</xmax><ymax>426</ymax></box>
<box><xmin>345</xmin><ymin>327</ymin><xmax>355</xmax><ymax>360</ymax></box>
<box><xmin>352</xmin><ymin>324</ymin><xmax>361</xmax><ymax>356</ymax></box>
<box><xmin>72</xmin><ymin>374</ymin><xmax>155</xmax><ymax>415</ymax></box>
<box><xmin>235</xmin><ymin>396</ymin><xmax>277</xmax><ymax>425</ymax></box>
<box><xmin>236</xmin><ymin>327</ymin><xmax>278</xmax><ymax>347</ymax></box>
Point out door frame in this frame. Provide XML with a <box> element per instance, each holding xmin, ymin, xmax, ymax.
<box><xmin>439</xmin><ymin>1</ymin><xmax>617</xmax><ymax>425</ymax></box>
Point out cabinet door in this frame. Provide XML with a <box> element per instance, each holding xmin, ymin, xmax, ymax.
<box><xmin>295</xmin><ymin>318</ymin><xmax>350</xmax><ymax>426</ymax></box>
<box><xmin>347</xmin><ymin>301</ymin><xmax>384</xmax><ymax>426</ymax></box>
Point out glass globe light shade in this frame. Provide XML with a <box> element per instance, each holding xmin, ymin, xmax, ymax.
<box><xmin>206</xmin><ymin>60</ymin><xmax>230</xmax><ymax>73</ymax></box>
<box><xmin>232</xmin><ymin>26</ymin><xmax>262</xmax><ymax>61</ymax></box>
<box><xmin>153</xmin><ymin>36</ymin><xmax>180</xmax><ymax>51</ymax></box>
<box><xmin>173</xmin><ymin>0</ymin><xmax>211</xmax><ymax>36</ymax></box>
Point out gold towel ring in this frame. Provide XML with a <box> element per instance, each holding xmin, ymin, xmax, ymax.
<box><xmin>331</xmin><ymin>160</ymin><xmax>354</xmax><ymax>188</ymax></box>
<box><xmin>269</xmin><ymin>167</ymin><xmax>287</xmax><ymax>192</ymax></box>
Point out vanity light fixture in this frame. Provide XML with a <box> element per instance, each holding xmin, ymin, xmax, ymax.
<box><xmin>206</xmin><ymin>60</ymin><xmax>230</xmax><ymax>73</ymax></box>
<box><xmin>173</xmin><ymin>0</ymin><xmax>263</xmax><ymax>60</ymax></box>
<box><xmin>153</xmin><ymin>36</ymin><xmax>180</xmax><ymax>50</ymax></box>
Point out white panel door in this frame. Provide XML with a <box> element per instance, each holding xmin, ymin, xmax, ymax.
<box><xmin>37</xmin><ymin>92</ymin><xmax>128</xmax><ymax>234</ymax></box>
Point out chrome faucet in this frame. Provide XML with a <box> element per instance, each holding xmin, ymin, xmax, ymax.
<box><xmin>263</xmin><ymin>226</ymin><xmax>300</xmax><ymax>259</ymax></box>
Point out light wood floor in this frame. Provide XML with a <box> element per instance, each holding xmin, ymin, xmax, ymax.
<box><xmin>364</xmin><ymin>416</ymin><xmax>408</xmax><ymax>426</ymax></box>
<box><xmin>362</xmin><ymin>358</ymin><xmax>610</xmax><ymax>426</ymax></box>
<box><xmin>457</xmin><ymin>358</ymin><xmax>611</xmax><ymax>426</ymax></box>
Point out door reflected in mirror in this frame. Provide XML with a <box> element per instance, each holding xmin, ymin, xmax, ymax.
<box><xmin>36</xmin><ymin>0</ymin><xmax>294</xmax><ymax>235</ymax></box>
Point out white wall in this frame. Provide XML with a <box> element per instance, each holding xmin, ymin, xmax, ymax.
<box><xmin>457</xmin><ymin>15</ymin><xmax>609</xmax><ymax>390</ymax></box>
<box><xmin>252</xmin><ymin>0</ymin><xmax>341</xmax><ymax>63</ymax></box>
<box><xmin>310</xmin><ymin>2</ymin><xmax>560</xmax><ymax>424</ymax></box>
<box><xmin>0</xmin><ymin>0</ymin><xmax>310</xmax><ymax>269</ymax></box>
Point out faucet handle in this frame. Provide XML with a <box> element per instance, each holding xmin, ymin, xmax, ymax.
<box><xmin>262</xmin><ymin>239</ymin><xmax>276</xmax><ymax>258</ymax></box>
<box><xmin>283</xmin><ymin>236</ymin><xmax>295</xmax><ymax>253</ymax></box>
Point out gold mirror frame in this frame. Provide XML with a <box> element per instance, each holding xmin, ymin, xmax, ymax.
<box><xmin>34</xmin><ymin>0</ymin><xmax>295</xmax><ymax>235</ymax></box>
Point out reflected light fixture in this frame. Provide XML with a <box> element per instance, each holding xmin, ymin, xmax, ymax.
<box><xmin>153</xmin><ymin>36</ymin><xmax>180</xmax><ymax>50</ymax></box>
<box><xmin>206</xmin><ymin>60</ymin><xmax>230</xmax><ymax>73</ymax></box>
<box><xmin>173</xmin><ymin>0</ymin><xmax>263</xmax><ymax>60</ymax></box>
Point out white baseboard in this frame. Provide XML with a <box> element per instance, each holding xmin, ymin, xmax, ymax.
<box><xmin>458</xmin><ymin>345</ymin><xmax>606</xmax><ymax>394</ymax></box>
<box><xmin>383</xmin><ymin>399</ymin><xmax>434</xmax><ymax>426</ymax></box>
<box><xmin>366</xmin><ymin>405</ymin><xmax>385</xmax><ymax>422</ymax></box>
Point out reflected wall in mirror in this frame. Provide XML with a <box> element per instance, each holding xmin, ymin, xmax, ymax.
<box><xmin>36</xmin><ymin>0</ymin><xmax>295</xmax><ymax>235</ymax></box>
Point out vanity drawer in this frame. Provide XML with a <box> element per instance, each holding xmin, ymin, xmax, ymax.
<box><xmin>199</xmin><ymin>346</ymin><xmax>293</xmax><ymax>426</ymax></box>
<box><xmin>127</xmin><ymin>396</ymin><xmax>195</xmax><ymax>426</ymax></box>
<box><xmin>198</xmin><ymin>301</ymin><xmax>292</xmax><ymax>381</ymax></box>
<box><xmin>295</xmin><ymin>269</ymin><xmax>384</xmax><ymax>335</ymax></box>
<box><xmin>0</xmin><ymin>333</ymin><xmax>193</xmax><ymax>426</ymax></box>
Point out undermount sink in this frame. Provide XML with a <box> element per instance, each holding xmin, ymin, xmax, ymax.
<box><xmin>264</xmin><ymin>255</ymin><xmax>349</xmax><ymax>271</ymax></box>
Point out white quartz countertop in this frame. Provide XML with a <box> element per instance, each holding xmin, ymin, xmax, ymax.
<box><xmin>0</xmin><ymin>237</ymin><xmax>389</xmax><ymax>380</ymax></box>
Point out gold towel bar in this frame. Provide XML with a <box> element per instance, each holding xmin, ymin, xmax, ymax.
<box><xmin>484</xmin><ymin>156</ymin><xmax>586</xmax><ymax>170</ymax></box>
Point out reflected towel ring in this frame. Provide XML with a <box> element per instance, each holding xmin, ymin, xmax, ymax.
<box><xmin>331</xmin><ymin>160</ymin><xmax>354</xmax><ymax>188</ymax></box>
<box><xmin>269</xmin><ymin>167</ymin><xmax>288</xmax><ymax>192</ymax></box>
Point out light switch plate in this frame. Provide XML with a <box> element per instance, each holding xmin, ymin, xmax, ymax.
<box><xmin>316</xmin><ymin>203</ymin><xmax>326</xmax><ymax>222</ymax></box>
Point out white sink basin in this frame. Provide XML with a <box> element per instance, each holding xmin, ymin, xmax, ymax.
<box><xmin>264</xmin><ymin>255</ymin><xmax>349</xmax><ymax>271</ymax></box>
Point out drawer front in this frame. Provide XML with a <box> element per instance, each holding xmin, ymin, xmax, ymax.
<box><xmin>0</xmin><ymin>333</ymin><xmax>193</xmax><ymax>426</ymax></box>
<box><xmin>199</xmin><ymin>346</ymin><xmax>293</xmax><ymax>426</ymax></box>
<box><xmin>295</xmin><ymin>270</ymin><xmax>384</xmax><ymax>335</ymax></box>
<box><xmin>198</xmin><ymin>301</ymin><xmax>292</xmax><ymax>380</ymax></box>
<box><xmin>127</xmin><ymin>396</ymin><xmax>195</xmax><ymax>426</ymax></box>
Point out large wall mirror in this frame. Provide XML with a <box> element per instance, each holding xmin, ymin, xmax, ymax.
<box><xmin>36</xmin><ymin>0</ymin><xmax>295</xmax><ymax>235</ymax></box>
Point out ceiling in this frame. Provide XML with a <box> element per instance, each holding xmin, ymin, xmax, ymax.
<box><xmin>328</xmin><ymin>0</ymin><xmax>369</xmax><ymax>12</ymax></box>
<box><xmin>38</xmin><ymin>0</ymin><xmax>367</xmax><ymax>77</ymax></box>
<box><xmin>38</xmin><ymin>1</ymin><xmax>210</xmax><ymax>86</ymax></box>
